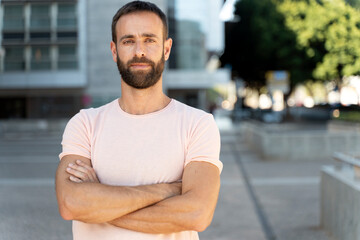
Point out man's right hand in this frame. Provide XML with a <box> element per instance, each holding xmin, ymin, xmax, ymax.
<box><xmin>66</xmin><ymin>160</ymin><xmax>182</xmax><ymax>198</ymax></box>
<box><xmin>66</xmin><ymin>159</ymin><xmax>99</xmax><ymax>183</ymax></box>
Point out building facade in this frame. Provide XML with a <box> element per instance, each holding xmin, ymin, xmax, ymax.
<box><xmin>0</xmin><ymin>0</ymin><xmax>229</xmax><ymax>119</ymax></box>
<box><xmin>0</xmin><ymin>0</ymin><xmax>86</xmax><ymax>118</ymax></box>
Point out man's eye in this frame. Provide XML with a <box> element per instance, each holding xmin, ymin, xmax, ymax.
<box><xmin>145</xmin><ymin>38</ymin><xmax>155</xmax><ymax>43</ymax></box>
<box><xmin>123</xmin><ymin>40</ymin><xmax>134</xmax><ymax>44</ymax></box>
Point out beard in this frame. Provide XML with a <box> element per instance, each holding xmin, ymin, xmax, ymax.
<box><xmin>116</xmin><ymin>52</ymin><xmax>165</xmax><ymax>89</ymax></box>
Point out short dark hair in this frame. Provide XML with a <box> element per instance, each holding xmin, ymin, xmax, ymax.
<box><xmin>111</xmin><ymin>1</ymin><xmax>168</xmax><ymax>43</ymax></box>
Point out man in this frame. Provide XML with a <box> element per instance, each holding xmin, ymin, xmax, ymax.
<box><xmin>55</xmin><ymin>1</ymin><xmax>222</xmax><ymax>239</ymax></box>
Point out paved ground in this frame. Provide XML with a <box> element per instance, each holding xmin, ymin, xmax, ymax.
<box><xmin>0</xmin><ymin>118</ymin><xmax>337</xmax><ymax>240</ymax></box>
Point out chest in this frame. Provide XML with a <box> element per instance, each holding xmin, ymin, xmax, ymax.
<box><xmin>91</xmin><ymin>118</ymin><xmax>186</xmax><ymax>186</ymax></box>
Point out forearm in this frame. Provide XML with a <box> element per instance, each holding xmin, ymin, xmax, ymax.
<box><xmin>109</xmin><ymin>162</ymin><xmax>221</xmax><ymax>234</ymax></box>
<box><xmin>58</xmin><ymin>179</ymin><xmax>179</xmax><ymax>223</ymax></box>
<box><xmin>109</xmin><ymin>191</ymin><xmax>214</xmax><ymax>234</ymax></box>
<box><xmin>56</xmin><ymin>155</ymin><xmax>181</xmax><ymax>223</ymax></box>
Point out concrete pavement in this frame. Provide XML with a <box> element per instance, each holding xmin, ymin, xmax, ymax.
<box><xmin>0</xmin><ymin>118</ymin><xmax>336</xmax><ymax>240</ymax></box>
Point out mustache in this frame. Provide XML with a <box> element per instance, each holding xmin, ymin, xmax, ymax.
<box><xmin>127</xmin><ymin>56</ymin><xmax>155</xmax><ymax>66</ymax></box>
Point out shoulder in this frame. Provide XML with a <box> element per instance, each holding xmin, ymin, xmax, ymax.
<box><xmin>172</xmin><ymin>99</ymin><xmax>216</xmax><ymax>127</ymax></box>
<box><xmin>66</xmin><ymin>100</ymin><xmax>116</xmax><ymax>130</ymax></box>
<box><xmin>171</xmin><ymin>100</ymin><xmax>219</xmax><ymax>136</ymax></box>
<box><xmin>172</xmin><ymin>99</ymin><xmax>212</xmax><ymax>120</ymax></box>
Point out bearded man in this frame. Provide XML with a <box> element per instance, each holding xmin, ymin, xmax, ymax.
<box><xmin>55</xmin><ymin>1</ymin><xmax>222</xmax><ymax>239</ymax></box>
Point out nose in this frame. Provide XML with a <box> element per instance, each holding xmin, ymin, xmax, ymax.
<box><xmin>134</xmin><ymin>41</ymin><xmax>145</xmax><ymax>58</ymax></box>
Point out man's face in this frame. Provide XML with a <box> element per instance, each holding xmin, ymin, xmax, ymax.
<box><xmin>111</xmin><ymin>11</ymin><xmax>172</xmax><ymax>89</ymax></box>
<box><xmin>116</xmin><ymin>50</ymin><xmax>165</xmax><ymax>89</ymax></box>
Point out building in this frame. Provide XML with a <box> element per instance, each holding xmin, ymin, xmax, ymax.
<box><xmin>0</xmin><ymin>0</ymin><xmax>229</xmax><ymax>119</ymax></box>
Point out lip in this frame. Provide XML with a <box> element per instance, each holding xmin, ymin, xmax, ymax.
<box><xmin>129</xmin><ymin>63</ymin><xmax>151</xmax><ymax>69</ymax></box>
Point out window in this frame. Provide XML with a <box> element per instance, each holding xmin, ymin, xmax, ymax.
<box><xmin>30</xmin><ymin>32</ymin><xmax>51</xmax><ymax>41</ymax></box>
<box><xmin>1</xmin><ymin>2</ymin><xmax>79</xmax><ymax>72</ymax></box>
<box><xmin>4</xmin><ymin>46</ymin><xmax>25</xmax><ymax>71</ymax></box>
<box><xmin>3</xmin><ymin>5</ymin><xmax>24</xmax><ymax>31</ymax></box>
<box><xmin>57</xmin><ymin>31</ymin><xmax>77</xmax><ymax>40</ymax></box>
<box><xmin>30</xmin><ymin>4</ymin><xmax>51</xmax><ymax>30</ymax></box>
<box><xmin>58</xmin><ymin>45</ymin><xmax>77</xmax><ymax>69</ymax></box>
<box><xmin>57</xmin><ymin>4</ymin><xmax>77</xmax><ymax>29</ymax></box>
<box><xmin>2</xmin><ymin>5</ymin><xmax>24</xmax><ymax>43</ymax></box>
<box><xmin>3</xmin><ymin>32</ymin><xmax>25</xmax><ymax>42</ymax></box>
<box><xmin>31</xmin><ymin>46</ymin><xmax>51</xmax><ymax>70</ymax></box>
<box><xmin>30</xmin><ymin>4</ymin><xmax>51</xmax><ymax>42</ymax></box>
<box><xmin>57</xmin><ymin>4</ymin><xmax>77</xmax><ymax>41</ymax></box>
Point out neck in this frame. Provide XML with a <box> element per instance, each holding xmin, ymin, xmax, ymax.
<box><xmin>118</xmin><ymin>78</ymin><xmax>171</xmax><ymax>115</ymax></box>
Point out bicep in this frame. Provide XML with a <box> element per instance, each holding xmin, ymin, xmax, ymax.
<box><xmin>182</xmin><ymin>161</ymin><xmax>220</xmax><ymax>205</ymax></box>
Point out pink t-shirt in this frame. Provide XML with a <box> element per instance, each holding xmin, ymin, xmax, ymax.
<box><xmin>59</xmin><ymin>99</ymin><xmax>222</xmax><ymax>240</ymax></box>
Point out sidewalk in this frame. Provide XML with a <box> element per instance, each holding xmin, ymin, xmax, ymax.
<box><xmin>0</xmin><ymin>117</ymin><xmax>336</xmax><ymax>240</ymax></box>
<box><xmin>203</xmin><ymin>115</ymin><xmax>336</xmax><ymax>240</ymax></box>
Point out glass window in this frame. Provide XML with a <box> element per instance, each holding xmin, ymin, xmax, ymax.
<box><xmin>57</xmin><ymin>31</ymin><xmax>77</xmax><ymax>40</ymax></box>
<box><xmin>30</xmin><ymin>4</ymin><xmax>51</xmax><ymax>30</ymax></box>
<box><xmin>3</xmin><ymin>5</ymin><xmax>24</xmax><ymax>31</ymax></box>
<box><xmin>1</xmin><ymin>2</ymin><xmax>80</xmax><ymax>73</ymax></box>
<box><xmin>3</xmin><ymin>33</ymin><xmax>25</xmax><ymax>42</ymax></box>
<box><xmin>31</xmin><ymin>46</ymin><xmax>51</xmax><ymax>70</ymax></box>
<box><xmin>58</xmin><ymin>45</ymin><xmax>78</xmax><ymax>69</ymax></box>
<box><xmin>4</xmin><ymin>47</ymin><xmax>25</xmax><ymax>71</ymax></box>
<box><xmin>30</xmin><ymin>32</ymin><xmax>51</xmax><ymax>41</ymax></box>
<box><xmin>57</xmin><ymin>4</ymin><xmax>77</xmax><ymax>29</ymax></box>
<box><xmin>168</xmin><ymin>0</ymin><xmax>224</xmax><ymax>69</ymax></box>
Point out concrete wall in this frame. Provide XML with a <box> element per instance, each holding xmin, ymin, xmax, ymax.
<box><xmin>242</xmin><ymin>121</ymin><xmax>360</xmax><ymax>161</ymax></box>
<box><xmin>327</xmin><ymin>120</ymin><xmax>360</xmax><ymax>133</ymax></box>
<box><xmin>0</xmin><ymin>119</ymin><xmax>68</xmax><ymax>137</ymax></box>
<box><xmin>321</xmin><ymin>166</ymin><xmax>360</xmax><ymax>240</ymax></box>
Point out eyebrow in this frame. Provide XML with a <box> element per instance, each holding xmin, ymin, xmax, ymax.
<box><xmin>119</xmin><ymin>33</ymin><xmax>159</xmax><ymax>42</ymax></box>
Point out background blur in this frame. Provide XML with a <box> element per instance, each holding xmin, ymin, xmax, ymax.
<box><xmin>1</xmin><ymin>0</ymin><xmax>360</xmax><ymax>239</ymax></box>
<box><xmin>0</xmin><ymin>0</ymin><xmax>359</xmax><ymax>123</ymax></box>
<box><xmin>0</xmin><ymin>0</ymin><xmax>230</xmax><ymax>118</ymax></box>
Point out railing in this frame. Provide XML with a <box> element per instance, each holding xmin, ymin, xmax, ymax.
<box><xmin>333</xmin><ymin>152</ymin><xmax>360</xmax><ymax>179</ymax></box>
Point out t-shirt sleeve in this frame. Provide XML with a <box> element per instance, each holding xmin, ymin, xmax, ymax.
<box><xmin>185</xmin><ymin>114</ymin><xmax>223</xmax><ymax>174</ymax></box>
<box><xmin>59</xmin><ymin>110</ymin><xmax>91</xmax><ymax>160</ymax></box>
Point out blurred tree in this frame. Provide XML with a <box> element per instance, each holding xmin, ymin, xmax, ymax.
<box><xmin>221</xmin><ymin>0</ymin><xmax>360</xmax><ymax>90</ymax></box>
<box><xmin>220</xmin><ymin>0</ymin><xmax>315</xmax><ymax>91</ymax></box>
<box><xmin>346</xmin><ymin>0</ymin><xmax>360</xmax><ymax>8</ymax></box>
<box><xmin>279</xmin><ymin>0</ymin><xmax>360</xmax><ymax>83</ymax></box>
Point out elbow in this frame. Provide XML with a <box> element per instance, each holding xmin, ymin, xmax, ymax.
<box><xmin>59</xmin><ymin>206</ymin><xmax>74</xmax><ymax>221</ymax></box>
<box><xmin>189</xmin><ymin>209</ymin><xmax>214</xmax><ymax>232</ymax></box>
<box><xmin>58</xmin><ymin>195</ymin><xmax>77</xmax><ymax>221</ymax></box>
<box><xmin>192</xmin><ymin>215</ymin><xmax>212</xmax><ymax>232</ymax></box>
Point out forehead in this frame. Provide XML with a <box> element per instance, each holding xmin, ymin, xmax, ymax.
<box><xmin>116</xmin><ymin>11</ymin><xmax>164</xmax><ymax>39</ymax></box>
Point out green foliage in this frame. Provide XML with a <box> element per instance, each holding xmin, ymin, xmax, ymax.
<box><xmin>334</xmin><ymin>111</ymin><xmax>360</xmax><ymax>122</ymax></box>
<box><xmin>220</xmin><ymin>0</ymin><xmax>360</xmax><ymax>89</ymax></box>
<box><xmin>346</xmin><ymin>0</ymin><xmax>360</xmax><ymax>9</ymax></box>
<box><xmin>278</xmin><ymin>0</ymin><xmax>360</xmax><ymax>81</ymax></box>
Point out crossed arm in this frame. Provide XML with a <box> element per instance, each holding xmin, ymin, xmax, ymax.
<box><xmin>55</xmin><ymin>154</ymin><xmax>221</xmax><ymax>233</ymax></box>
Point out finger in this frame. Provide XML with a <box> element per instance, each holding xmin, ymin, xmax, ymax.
<box><xmin>66</xmin><ymin>167</ymin><xmax>87</xmax><ymax>180</ymax></box>
<box><xmin>68</xmin><ymin>162</ymin><xmax>90</xmax><ymax>175</ymax></box>
<box><xmin>76</xmin><ymin>160</ymin><xmax>98</xmax><ymax>182</ymax></box>
<box><xmin>76</xmin><ymin>160</ymin><xmax>95</xmax><ymax>175</ymax></box>
<box><xmin>69</xmin><ymin>175</ymin><xmax>83</xmax><ymax>183</ymax></box>
<box><xmin>68</xmin><ymin>163</ymin><xmax>93</xmax><ymax>182</ymax></box>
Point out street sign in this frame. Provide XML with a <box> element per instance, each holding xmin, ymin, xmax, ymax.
<box><xmin>266</xmin><ymin>71</ymin><xmax>290</xmax><ymax>94</ymax></box>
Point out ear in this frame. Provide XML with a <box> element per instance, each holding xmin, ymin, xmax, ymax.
<box><xmin>164</xmin><ymin>38</ymin><xmax>172</xmax><ymax>61</ymax></box>
<box><xmin>110</xmin><ymin>41</ymin><xmax>117</xmax><ymax>63</ymax></box>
